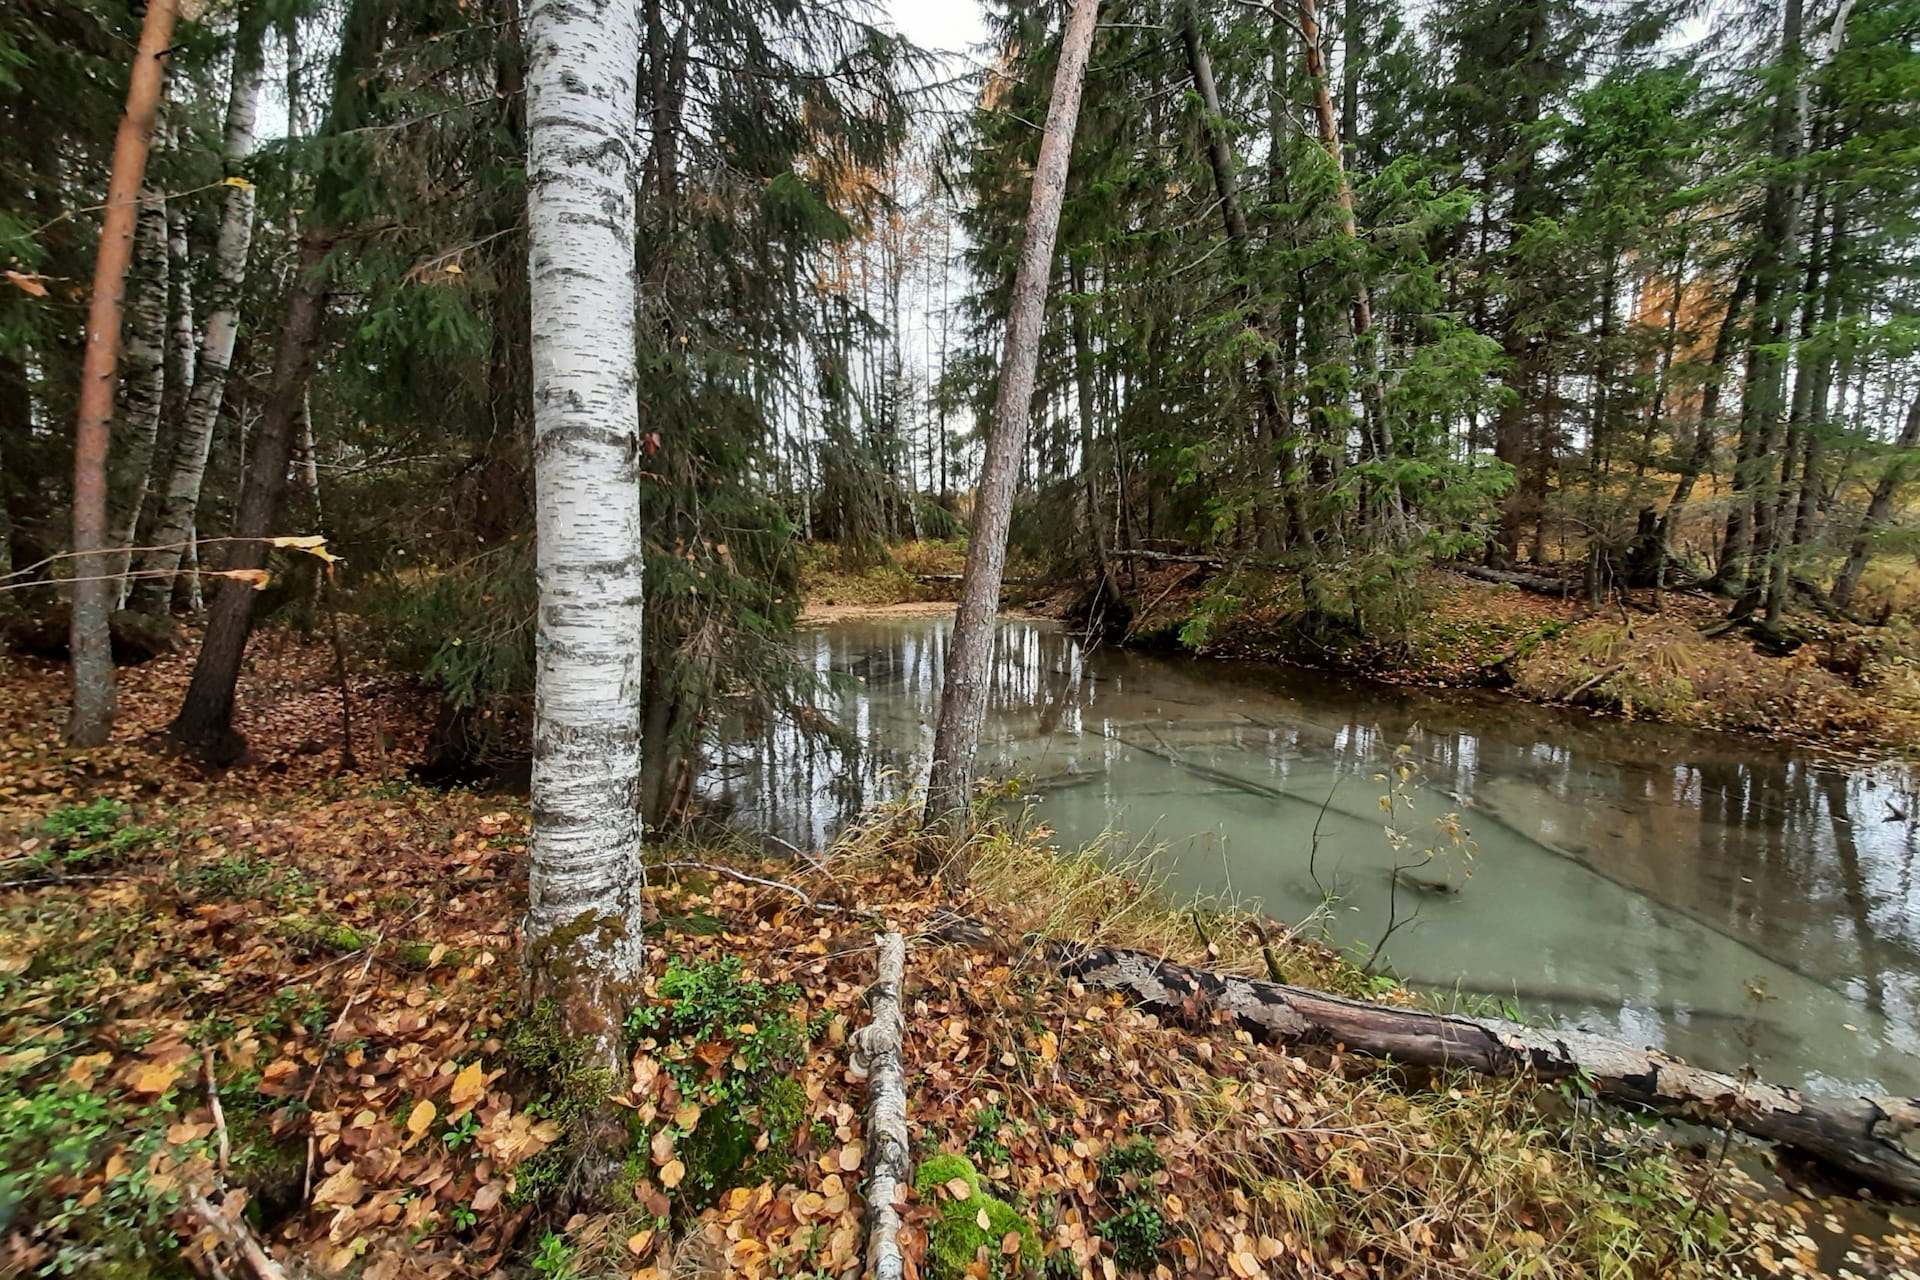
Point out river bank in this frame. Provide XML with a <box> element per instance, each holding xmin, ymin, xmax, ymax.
<box><xmin>800</xmin><ymin>545</ymin><xmax>1920</xmax><ymax>762</ymax></box>
<box><xmin>6</xmin><ymin>641</ymin><xmax>1917</xmax><ymax>1276</ymax></box>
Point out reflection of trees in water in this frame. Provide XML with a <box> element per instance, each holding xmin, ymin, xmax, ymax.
<box><xmin>707</xmin><ymin>619</ymin><xmax>1920</xmax><ymax>1032</ymax></box>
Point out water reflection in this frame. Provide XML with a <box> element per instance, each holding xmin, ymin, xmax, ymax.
<box><xmin>704</xmin><ymin>615</ymin><xmax>1920</xmax><ymax>1098</ymax></box>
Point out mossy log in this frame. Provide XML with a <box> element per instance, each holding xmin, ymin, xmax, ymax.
<box><xmin>1044</xmin><ymin>941</ymin><xmax>1920</xmax><ymax>1199</ymax></box>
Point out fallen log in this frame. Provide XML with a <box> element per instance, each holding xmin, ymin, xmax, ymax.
<box><xmin>1044</xmin><ymin>941</ymin><xmax>1920</xmax><ymax>1199</ymax></box>
<box><xmin>1112</xmin><ymin>548</ymin><xmax>1226</xmax><ymax>566</ymax></box>
<box><xmin>1447</xmin><ymin>563</ymin><xmax>1576</xmax><ymax>597</ymax></box>
<box><xmin>852</xmin><ymin>932</ymin><xmax>911</xmax><ymax>1280</ymax></box>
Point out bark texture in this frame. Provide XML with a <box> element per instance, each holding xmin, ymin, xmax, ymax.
<box><xmin>133</xmin><ymin>11</ymin><xmax>267</xmax><ymax>615</ymax></box>
<box><xmin>1050</xmin><ymin>941</ymin><xmax>1920</xmax><ymax>1199</ymax></box>
<box><xmin>67</xmin><ymin>0</ymin><xmax>179</xmax><ymax>745</ymax></box>
<box><xmin>522</xmin><ymin>0</ymin><xmax>648</xmax><ymax>1038</ymax></box>
<box><xmin>854</xmin><ymin>933</ymin><xmax>910</xmax><ymax>1280</ymax></box>
<box><xmin>923</xmin><ymin>0</ymin><xmax>1100</xmax><ymax>845</ymax></box>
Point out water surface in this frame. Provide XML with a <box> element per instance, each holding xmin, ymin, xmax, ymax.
<box><xmin>706</xmin><ymin>615</ymin><xmax>1920</xmax><ymax>1099</ymax></box>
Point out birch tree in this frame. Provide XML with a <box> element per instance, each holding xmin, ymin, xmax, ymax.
<box><xmin>522</xmin><ymin>0</ymin><xmax>648</xmax><ymax>1130</ymax></box>
<box><xmin>67</xmin><ymin>0</ymin><xmax>179</xmax><ymax>746</ymax></box>
<box><xmin>131</xmin><ymin>7</ymin><xmax>267</xmax><ymax>616</ymax></box>
<box><xmin>921</xmin><ymin>0</ymin><xmax>1100</xmax><ymax>854</ymax></box>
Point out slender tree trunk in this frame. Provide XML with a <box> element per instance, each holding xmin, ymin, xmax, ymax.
<box><xmin>167</xmin><ymin>231</ymin><xmax>335</xmax><ymax>761</ymax></box>
<box><xmin>1832</xmin><ymin>394</ymin><xmax>1920</xmax><ymax>612</ymax></box>
<box><xmin>1659</xmin><ymin>268</ymin><xmax>1753</xmax><ymax>545</ymax></box>
<box><xmin>1723</xmin><ymin>0</ymin><xmax>1818</xmax><ymax>603</ymax></box>
<box><xmin>1179</xmin><ymin>0</ymin><xmax>1296</xmax><ymax>548</ymax></box>
<box><xmin>1489</xmin><ymin>0</ymin><xmax>1549</xmax><ymax>567</ymax></box>
<box><xmin>132</xmin><ymin>10</ymin><xmax>267</xmax><ymax>614</ymax></box>
<box><xmin>115</xmin><ymin>188</ymin><xmax>169</xmax><ymax>538</ymax></box>
<box><xmin>521</xmin><ymin>0</ymin><xmax>648</xmax><ymax>1168</ymax></box>
<box><xmin>922</xmin><ymin>0</ymin><xmax>1100</xmax><ymax>851</ymax></box>
<box><xmin>168</xmin><ymin>0</ymin><xmax>386</xmax><ymax>758</ymax></box>
<box><xmin>1297</xmin><ymin>0</ymin><xmax>1385</xmax><ymax>468</ymax></box>
<box><xmin>67</xmin><ymin>0</ymin><xmax>179</xmax><ymax>746</ymax></box>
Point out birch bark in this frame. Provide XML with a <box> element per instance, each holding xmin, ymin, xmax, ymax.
<box><xmin>922</xmin><ymin>0</ymin><xmax>1100</xmax><ymax>851</ymax></box>
<box><xmin>132</xmin><ymin>11</ymin><xmax>266</xmax><ymax>615</ymax></box>
<box><xmin>523</xmin><ymin>0</ymin><xmax>648</xmax><ymax>1058</ymax></box>
<box><xmin>67</xmin><ymin>0</ymin><xmax>179</xmax><ymax>745</ymax></box>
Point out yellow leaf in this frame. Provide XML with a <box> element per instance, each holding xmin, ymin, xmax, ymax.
<box><xmin>222</xmin><ymin>175</ymin><xmax>256</xmax><ymax>190</ymax></box>
<box><xmin>216</xmin><ymin>568</ymin><xmax>271</xmax><ymax>590</ymax></box>
<box><xmin>975</xmin><ymin>1207</ymin><xmax>992</xmax><ymax>1231</ymax></box>
<box><xmin>313</xmin><ymin>1165</ymin><xmax>364</xmax><ymax>1208</ymax></box>
<box><xmin>443</xmin><ymin>262</ymin><xmax>463</xmax><ymax>274</ymax></box>
<box><xmin>128</xmin><ymin>1061</ymin><xmax>183</xmax><ymax>1097</ymax></box>
<box><xmin>449</xmin><ymin>1060</ymin><xmax>487</xmax><ymax>1109</ymax></box>
<box><xmin>626</xmin><ymin>1228</ymin><xmax>655</xmax><ymax>1255</ymax></box>
<box><xmin>837</xmin><ymin>1141</ymin><xmax>863</xmax><ymax>1172</ymax></box>
<box><xmin>268</xmin><ymin>534</ymin><xmax>342</xmax><ymax>563</ymax></box>
<box><xmin>944</xmin><ymin>1177</ymin><xmax>972</xmax><ymax>1201</ymax></box>
<box><xmin>672</xmin><ymin>1100</ymin><xmax>702</xmax><ymax>1129</ymax></box>
<box><xmin>407</xmin><ymin>1099</ymin><xmax>436</xmax><ymax>1136</ymax></box>
<box><xmin>4</xmin><ymin>269</ymin><xmax>49</xmax><ymax>298</ymax></box>
<box><xmin>660</xmin><ymin>1158</ymin><xmax>686</xmax><ymax>1189</ymax></box>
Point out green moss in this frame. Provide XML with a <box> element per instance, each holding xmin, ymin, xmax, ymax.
<box><xmin>915</xmin><ymin>1153</ymin><xmax>1038</xmax><ymax>1280</ymax></box>
<box><xmin>278</xmin><ymin>918</ymin><xmax>371</xmax><ymax>955</ymax></box>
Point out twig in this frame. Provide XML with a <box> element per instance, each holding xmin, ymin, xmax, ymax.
<box><xmin>186</xmin><ymin>1189</ymin><xmax>291</xmax><ymax>1280</ymax></box>
<box><xmin>203</xmin><ymin>1047</ymin><xmax>231</xmax><ymax>1180</ymax></box>
<box><xmin>656</xmin><ymin>861</ymin><xmax>816</xmax><ymax>906</ymax></box>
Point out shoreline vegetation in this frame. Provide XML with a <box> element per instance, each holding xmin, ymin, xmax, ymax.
<box><xmin>5</xmin><ymin>625</ymin><xmax>1919</xmax><ymax>1276</ymax></box>
<box><xmin>802</xmin><ymin>539</ymin><xmax>1920</xmax><ymax>764</ymax></box>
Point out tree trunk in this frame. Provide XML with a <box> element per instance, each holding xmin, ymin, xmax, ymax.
<box><xmin>1048</xmin><ymin>941</ymin><xmax>1920</xmax><ymax>1199</ymax></box>
<box><xmin>166</xmin><ymin>230</ymin><xmax>335</xmax><ymax>761</ymax></box>
<box><xmin>132</xmin><ymin>9</ymin><xmax>267</xmax><ymax>615</ymax></box>
<box><xmin>113</xmin><ymin>187</ymin><xmax>169</xmax><ymax>550</ymax></box>
<box><xmin>922</xmin><ymin>0</ymin><xmax>1100</xmax><ymax>852</ymax></box>
<box><xmin>1297</xmin><ymin>0</ymin><xmax>1385</xmax><ymax>467</ymax></box>
<box><xmin>1721</xmin><ymin>0</ymin><xmax>1809</xmax><ymax>603</ymax></box>
<box><xmin>521</xmin><ymin>0</ymin><xmax>648</xmax><ymax>1178</ymax></box>
<box><xmin>67</xmin><ymin>0</ymin><xmax>179</xmax><ymax>746</ymax></box>
<box><xmin>1178</xmin><ymin>0</ymin><xmax>1297</xmax><ymax>550</ymax></box>
<box><xmin>1489</xmin><ymin>0</ymin><xmax>1549</xmax><ymax>568</ymax></box>
<box><xmin>1831</xmin><ymin>394</ymin><xmax>1920</xmax><ymax>612</ymax></box>
<box><xmin>854</xmin><ymin>933</ymin><xmax>910</xmax><ymax>1280</ymax></box>
<box><xmin>1657</xmin><ymin>267</ymin><xmax>1753</xmax><ymax>552</ymax></box>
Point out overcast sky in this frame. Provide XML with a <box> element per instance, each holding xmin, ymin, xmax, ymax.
<box><xmin>883</xmin><ymin>0</ymin><xmax>991</xmax><ymax>66</ymax></box>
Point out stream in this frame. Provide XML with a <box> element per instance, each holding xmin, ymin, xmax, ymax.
<box><xmin>706</xmin><ymin>614</ymin><xmax>1920</xmax><ymax>1101</ymax></box>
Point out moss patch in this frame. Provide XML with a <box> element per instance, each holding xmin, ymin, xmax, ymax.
<box><xmin>915</xmin><ymin>1152</ymin><xmax>1040</xmax><ymax>1280</ymax></box>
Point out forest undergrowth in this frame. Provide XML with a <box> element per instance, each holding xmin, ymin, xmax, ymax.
<box><xmin>2</xmin><ymin>638</ymin><xmax>1917</xmax><ymax>1279</ymax></box>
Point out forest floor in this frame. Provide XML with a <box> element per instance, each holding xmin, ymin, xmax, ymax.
<box><xmin>4</xmin><ymin>641</ymin><xmax>1920</xmax><ymax>1278</ymax></box>
<box><xmin>798</xmin><ymin>544</ymin><xmax>1920</xmax><ymax>760</ymax></box>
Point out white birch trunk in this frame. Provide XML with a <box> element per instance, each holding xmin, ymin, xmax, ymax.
<box><xmin>114</xmin><ymin>187</ymin><xmax>169</xmax><ymax>530</ymax></box>
<box><xmin>923</xmin><ymin>0</ymin><xmax>1101</xmax><ymax>846</ymax></box>
<box><xmin>853</xmin><ymin>933</ymin><xmax>910</xmax><ymax>1280</ymax></box>
<box><xmin>523</xmin><ymin>0</ymin><xmax>648</xmax><ymax>1006</ymax></box>
<box><xmin>116</xmin><ymin>199</ymin><xmax>197</xmax><ymax>605</ymax></box>
<box><xmin>131</xmin><ymin>17</ymin><xmax>265</xmax><ymax>614</ymax></box>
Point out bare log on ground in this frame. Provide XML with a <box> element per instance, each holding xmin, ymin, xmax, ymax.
<box><xmin>1112</xmin><ymin>548</ymin><xmax>1227</xmax><ymax>566</ymax></box>
<box><xmin>852</xmin><ymin>932</ymin><xmax>911</xmax><ymax>1280</ymax></box>
<box><xmin>1045</xmin><ymin>941</ymin><xmax>1920</xmax><ymax>1199</ymax></box>
<box><xmin>1447</xmin><ymin>563</ymin><xmax>1576</xmax><ymax>597</ymax></box>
